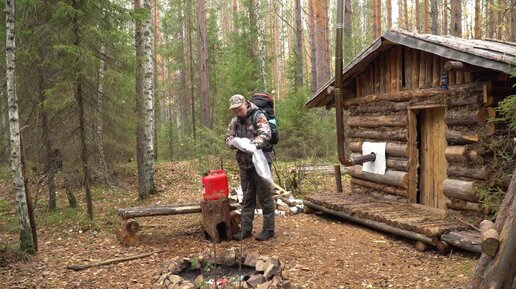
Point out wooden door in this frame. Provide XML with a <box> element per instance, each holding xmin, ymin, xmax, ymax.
<box><xmin>419</xmin><ymin>107</ymin><xmax>447</xmax><ymax>209</ymax></box>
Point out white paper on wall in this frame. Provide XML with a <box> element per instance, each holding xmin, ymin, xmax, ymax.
<box><xmin>361</xmin><ymin>142</ymin><xmax>386</xmax><ymax>175</ymax></box>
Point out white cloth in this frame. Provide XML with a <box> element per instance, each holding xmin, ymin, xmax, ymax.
<box><xmin>231</xmin><ymin>137</ymin><xmax>273</xmax><ymax>184</ymax></box>
<box><xmin>361</xmin><ymin>142</ymin><xmax>386</xmax><ymax>175</ymax></box>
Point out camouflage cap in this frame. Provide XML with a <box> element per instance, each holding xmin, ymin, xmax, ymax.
<box><xmin>228</xmin><ymin>94</ymin><xmax>245</xmax><ymax>109</ymax></box>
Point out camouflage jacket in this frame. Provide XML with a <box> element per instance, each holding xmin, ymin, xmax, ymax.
<box><xmin>226</xmin><ymin>102</ymin><xmax>271</xmax><ymax>169</ymax></box>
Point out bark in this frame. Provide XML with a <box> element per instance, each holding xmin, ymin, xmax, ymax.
<box><xmin>386</xmin><ymin>0</ymin><xmax>392</xmax><ymax>29</ymax></box>
<box><xmin>294</xmin><ymin>0</ymin><xmax>304</xmax><ymax>89</ymax></box>
<box><xmin>142</xmin><ymin>0</ymin><xmax>156</xmax><ymax>196</ymax></box>
<box><xmin>451</xmin><ymin>0</ymin><xmax>461</xmax><ymax>37</ymax></box>
<box><xmin>350</xmin><ymin>177</ymin><xmax>408</xmax><ymax>197</ymax></box>
<box><xmin>512</xmin><ymin>0</ymin><xmax>516</xmax><ymax>42</ymax></box>
<box><xmin>344</xmin><ymin>0</ymin><xmax>352</xmax><ymax>64</ymax></box>
<box><xmin>443</xmin><ymin>0</ymin><xmax>448</xmax><ymax>34</ymax></box>
<box><xmin>6</xmin><ymin>0</ymin><xmax>36</xmax><ymax>254</ymax></box>
<box><xmin>135</xmin><ymin>0</ymin><xmax>146</xmax><ymax>200</ymax></box>
<box><xmin>430</xmin><ymin>0</ymin><xmax>438</xmax><ymax>34</ymax></box>
<box><xmin>347</xmin><ymin>165</ymin><xmax>408</xmax><ymax>188</ymax></box>
<box><xmin>444</xmin><ymin>109</ymin><xmax>484</xmax><ymax>126</ymax></box>
<box><xmin>349</xmin><ymin>141</ymin><xmax>409</xmax><ymax>158</ymax></box>
<box><xmin>442</xmin><ymin>178</ymin><xmax>478</xmax><ymax>202</ymax></box>
<box><xmin>72</xmin><ymin>0</ymin><xmax>93</xmax><ymax>219</ymax></box>
<box><xmin>186</xmin><ymin>0</ymin><xmax>196</xmax><ymax>140</ymax></box>
<box><xmin>447</xmin><ymin>165</ymin><xmax>488</xmax><ymax>180</ymax></box>
<box><xmin>350</xmin><ymin>101</ymin><xmax>408</xmax><ymax>113</ymax></box>
<box><xmin>96</xmin><ymin>42</ymin><xmax>110</xmax><ymax>186</ymax></box>
<box><xmin>423</xmin><ymin>0</ymin><xmax>429</xmax><ymax>33</ymax></box>
<box><xmin>487</xmin><ymin>0</ymin><xmax>495</xmax><ymax>39</ymax></box>
<box><xmin>348</xmin><ymin>128</ymin><xmax>407</xmax><ymax>141</ymax></box>
<box><xmin>313</xmin><ymin>0</ymin><xmax>330</xmax><ymax>91</ymax></box>
<box><xmin>415</xmin><ymin>0</ymin><xmax>421</xmax><ymax>32</ymax></box>
<box><xmin>197</xmin><ymin>0</ymin><xmax>212</xmax><ymax>128</ymax></box>
<box><xmin>348</xmin><ymin>114</ymin><xmax>407</xmax><ymax>127</ymax></box>
<box><xmin>479</xmin><ymin>220</ymin><xmax>500</xmax><ymax>257</ymax></box>
<box><xmin>469</xmin><ymin>166</ymin><xmax>516</xmax><ymax>289</ymax></box>
<box><xmin>445</xmin><ymin>198</ymin><xmax>482</xmax><ymax>212</ymax></box>
<box><xmin>256</xmin><ymin>0</ymin><xmax>267</xmax><ymax>90</ymax></box>
<box><xmin>441</xmin><ymin>231</ymin><xmax>482</xmax><ymax>253</ymax></box>
<box><xmin>474</xmin><ymin>0</ymin><xmax>482</xmax><ymax>39</ymax></box>
<box><xmin>446</xmin><ymin>130</ymin><xmax>479</xmax><ymax>145</ymax></box>
<box><xmin>308</xmin><ymin>0</ymin><xmax>317</xmax><ymax>94</ymax></box>
<box><xmin>118</xmin><ymin>204</ymin><xmax>203</xmax><ymax>218</ymax></box>
<box><xmin>248</xmin><ymin>0</ymin><xmax>258</xmax><ymax>60</ymax></box>
<box><xmin>152</xmin><ymin>0</ymin><xmax>160</xmax><ymax>161</ymax></box>
<box><xmin>373</xmin><ymin>0</ymin><xmax>381</xmax><ymax>37</ymax></box>
<box><xmin>445</xmin><ymin>146</ymin><xmax>482</xmax><ymax>163</ymax></box>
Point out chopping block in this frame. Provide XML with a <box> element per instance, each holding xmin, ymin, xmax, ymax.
<box><xmin>201</xmin><ymin>198</ymin><xmax>232</xmax><ymax>242</ymax></box>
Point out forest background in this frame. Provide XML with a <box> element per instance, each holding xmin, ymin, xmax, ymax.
<box><xmin>1</xmin><ymin>0</ymin><xmax>516</xmax><ymax>253</ymax></box>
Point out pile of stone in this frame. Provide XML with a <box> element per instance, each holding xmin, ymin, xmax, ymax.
<box><xmin>153</xmin><ymin>248</ymin><xmax>292</xmax><ymax>289</ymax></box>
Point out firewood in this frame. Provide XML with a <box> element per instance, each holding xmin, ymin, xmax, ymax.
<box><xmin>479</xmin><ymin>220</ymin><xmax>500</xmax><ymax>257</ymax></box>
<box><xmin>65</xmin><ymin>251</ymin><xmax>160</xmax><ymax>271</ymax></box>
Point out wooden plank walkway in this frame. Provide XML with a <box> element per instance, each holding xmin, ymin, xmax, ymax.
<box><xmin>304</xmin><ymin>192</ymin><xmax>481</xmax><ymax>253</ymax></box>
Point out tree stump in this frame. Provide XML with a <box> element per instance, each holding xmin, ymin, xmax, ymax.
<box><xmin>201</xmin><ymin>198</ymin><xmax>232</xmax><ymax>243</ymax></box>
<box><xmin>116</xmin><ymin>218</ymin><xmax>140</xmax><ymax>247</ymax></box>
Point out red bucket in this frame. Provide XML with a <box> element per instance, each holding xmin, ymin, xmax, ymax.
<box><xmin>202</xmin><ymin>170</ymin><xmax>229</xmax><ymax>201</ymax></box>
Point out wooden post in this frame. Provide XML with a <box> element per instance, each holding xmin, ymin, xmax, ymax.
<box><xmin>201</xmin><ymin>198</ymin><xmax>232</xmax><ymax>243</ymax></box>
<box><xmin>335</xmin><ymin>165</ymin><xmax>343</xmax><ymax>193</ymax></box>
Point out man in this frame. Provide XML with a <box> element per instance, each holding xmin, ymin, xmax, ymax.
<box><xmin>226</xmin><ymin>94</ymin><xmax>275</xmax><ymax>241</ymax></box>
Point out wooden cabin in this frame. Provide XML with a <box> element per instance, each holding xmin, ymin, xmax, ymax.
<box><xmin>304</xmin><ymin>29</ymin><xmax>516</xmax><ymax>252</ymax></box>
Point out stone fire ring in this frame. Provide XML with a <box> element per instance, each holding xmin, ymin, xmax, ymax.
<box><xmin>153</xmin><ymin>247</ymin><xmax>292</xmax><ymax>289</ymax></box>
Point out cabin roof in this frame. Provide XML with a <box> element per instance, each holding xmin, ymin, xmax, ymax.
<box><xmin>306</xmin><ymin>29</ymin><xmax>516</xmax><ymax>108</ymax></box>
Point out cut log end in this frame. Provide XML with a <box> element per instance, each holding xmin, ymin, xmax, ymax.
<box><xmin>415</xmin><ymin>241</ymin><xmax>429</xmax><ymax>252</ymax></box>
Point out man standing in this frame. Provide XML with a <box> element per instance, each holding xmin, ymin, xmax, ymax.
<box><xmin>226</xmin><ymin>94</ymin><xmax>275</xmax><ymax>241</ymax></box>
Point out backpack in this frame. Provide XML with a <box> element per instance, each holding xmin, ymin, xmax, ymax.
<box><xmin>249</xmin><ymin>93</ymin><xmax>279</xmax><ymax>149</ymax></box>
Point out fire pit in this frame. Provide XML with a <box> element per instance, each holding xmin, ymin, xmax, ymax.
<box><xmin>153</xmin><ymin>248</ymin><xmax>291</xmax><ymax>288</ymax></box>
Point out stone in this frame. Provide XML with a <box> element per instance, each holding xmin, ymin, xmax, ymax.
<box><xmin>255</xmin><ymin>260</ymin><xmax>267</xmax><ymax>272</ymax></box>
<box><xmin>169</xmin><ymin>275</ymin><xmax>183</xmax><ymax>285</ymax></box>
<box><xmin>217</xmin><ymin>248</ymin><xmax>238</xmax><ymax>266</ymax></box>
<box><xmin>193</xmin><ymin>274</ymin><xmax>205</xmax><ymax>288</ymax></box>
<box><xmin>244</xmin><ymin>251</ymin><xmax>259</xmax><ymax>267</ymax></box>
<box><xmin>263</xmin><ymin>264</ymin><xmax>279</xmax><ymax>279</ymax></box>
<box><xmin>180</xmin><ymin>281</ymin><xmax>196</xmax><ymax>289</ymax></box>
<box><xmin>256</xmin><ymin>280</ymin><xmax>272</xmax><ymax>289</ymax></box>
<box><xmin>247</xmin><ymin>274</ymin><xmax>265</xmax><ymax>287</ymax></box>
<box><xmin>266</xmin><ymin>256</ymin><xmax>280</xmax><ymax>267</ymax></box>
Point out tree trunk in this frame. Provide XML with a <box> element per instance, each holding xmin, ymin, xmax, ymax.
<box><xmin>474</xmin><ymin>0</ymin><xmax>481</xmax><ymax>39</ymax></box>
<box><xmin>344</xmin><ymin>0</ymin><xmax>352</xmax><ymax>64</ymax></box>
<box><xmin>135</xmin><ymin>0</ymin><xmax>147</xmax><ymax>200</ymax></box>
<box><xmin>451</xmin><ymin>0</ymin><xmax>462</xmax><ymax>37</ymax></box>
<box><xmin>294</xmin><ymin>0</ymin><xmax>304</xmax><ymax>89</ymax></box>
<box><xmin>197</xmin><ymin>0</ymin><xmax>212</xmax><ymax>129</ymax></box>
<box><xmin>423</xmin><ymin>0</ymin><xmax>429</xmax><ymax>33</ymax></box>
<box><xmin>7</xmin><ymin>0</ymin><xmax>37</xmax><ymax>254</ymax></box>
<box><xmin>430</xmin><ymin>0</ymin><xmax>438</xmax><ymax>34</ymax></box>
<box><xmin>96</xmin><ymin>42</ymin><xmax>110</xmax><ymax>186</ymax></box>
<box><xmin>308</xmin><ymin>0</ymin><xmax>317</xmax><ymax>94</ymax></box>
<box><xmin>142</xmin><ymin>0</ymin><xmax>156</xmax><ymax>197</ymax></box>
<box><xmin>72</xmin><ymin>0</ymin><xmax>93</xmax><ymax>219</ymax></box>
<box><xmin>256</xmin><ymin>0</ymin><xmax>267</xmax><ymax>90</ymax></box>
<box><xmin>487</xmin><ymin>0</ymin><xmax>495</xmax><ymax>39</ymax></box>
<box><xmin>469</xmin><ymin>166</ymin><xmax>516</xmax><ymax>288</ymax></box>
<box><xmin>186</xmin><ymin>0</ymin><xmax>196</xmax><ymax>140</ymax></box>
<box><xmin>386</xmin><ymin>0</ymin><xmax>392</xmax><ymax>29</ymax></box>
<box><xmin>510</xmin><ymin>0</ymin><xmax>516</xmax><ymax>42</ymax></box>
<box><xmin>373</xmin><ymin>0</ymin><xmax>381</xmax><ymax>37</ymax></box>
<box><xmin>415</xmin><ymin>0</ymin><xmax>421</xmax><ymax>32</ymax></box>
<box><xmin>313</xmin><ymin>0</ymin><xmax>330</xmax><ymax>91</ymax></box>
<box><xmin>443</xmin><ymin>0</ymin><xmax>448</xmax><ymax>34</ymax></box>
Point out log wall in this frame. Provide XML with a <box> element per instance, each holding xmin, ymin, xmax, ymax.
<box><xmin>346</xmin><ymin>45</ymin><xmax>515</xmax><ymax>216</ymax></box>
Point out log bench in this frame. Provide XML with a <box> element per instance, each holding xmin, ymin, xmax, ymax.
<box><xmin>116</xmin><ymin>202</ymin><xmax>239</xmax><ymax>246</ymax></box>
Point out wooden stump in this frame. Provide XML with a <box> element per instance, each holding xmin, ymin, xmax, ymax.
<box><xmin>201</xmin><ymin>198</ymin><xmax>232</xmax><ymax>243</ymax></box>
<box><xmin>116</xmin><ymin>218</ymin><xmax>140</xmax><ymax>247</ymax></box>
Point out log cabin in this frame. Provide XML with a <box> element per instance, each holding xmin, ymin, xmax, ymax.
<box><xmin>304</xmin><ymin>29</ymin><xmax>516</xmax><ymax>252</ymax></box>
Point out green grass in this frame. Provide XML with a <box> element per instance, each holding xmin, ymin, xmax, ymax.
<box><xmin>0</xmin><ymin>199</ymin><xmax>10</xmax><ymax>211</ymax></box>
<box><xmin>0</xmin><ymin>166</ymin><xmax>10</xmax><ymax>182</ymax></box>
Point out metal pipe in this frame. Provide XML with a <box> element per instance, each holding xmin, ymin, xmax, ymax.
<box><xmin>335</xmin><ymin>0</ymin><xmax>352</xmax><ymax>166</ymax></box>
<box><xmin>351</xmin><ymin>152</ymin><xmax>376</xmax><ymax>165</ymax></box>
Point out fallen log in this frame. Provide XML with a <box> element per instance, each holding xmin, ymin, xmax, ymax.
<box><xmin>479</xmin><ymin>220</ymin><xmax>500</xmax><ymax>257</ymax></box>
<box><xmin>440</xmin><ymin>231</ymin><xmax>482</xmax><ymax>254</ymax></box>
<box><xmin>443</xmin><ymin>179</ymin><xmax>479</xmax><ymax>202</ymax></box>
<box><xmin>118</xmin><ymin>203</ymin><xmax>201</xmax><ymax>218</ymax></box>
<box><xmin>65</xmin><ymin>251</ymin><xmax>160</xmax><ymax>271</ymax></box>
<box><xmin>347</xmin><ymin>165</ymin><xmax>408</xmax><ymax>189</ymax></box>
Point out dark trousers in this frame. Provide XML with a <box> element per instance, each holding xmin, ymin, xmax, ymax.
<box><xmin>239</xmin><ymin>167</ymin><xmax>275</xmax><ymax>233</ymax></box>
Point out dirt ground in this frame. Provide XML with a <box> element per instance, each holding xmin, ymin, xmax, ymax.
<box><xmin>0</xmin><ymin>161</ymin><xmax>477</xmax><ymax>289</ymax></box>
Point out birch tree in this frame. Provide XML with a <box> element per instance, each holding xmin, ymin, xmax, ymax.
<box><xmin>141</xmin><ymin>0</ymin><xmax>156</xmax><ymax>197</ymax></box>
<box><xmin>6</xmin><ymin>0</ymin><xmax>37</xmax><ymax>254</ymax></box>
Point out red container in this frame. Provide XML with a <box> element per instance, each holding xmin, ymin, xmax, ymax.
<box><xmin>202</xmin><ymin>170</ymin><xmax>229</xmax><ymax>201</ymax></box>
